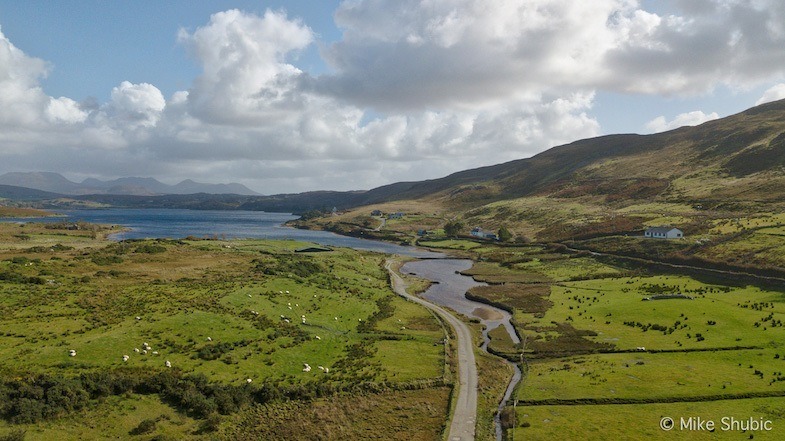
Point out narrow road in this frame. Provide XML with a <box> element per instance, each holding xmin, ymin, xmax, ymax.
<box><xmin>386</xmin><ymin>261</ymin><xmax>477</xmax><ymax>441</ymax></box>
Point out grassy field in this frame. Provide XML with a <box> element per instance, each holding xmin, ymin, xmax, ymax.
<box><xmin>0</xmin><ymin>207</ymin><xmax>57</xmax><ymax>218</ymax></box>
<box><xmin>0</xmin><ymin>224</ymin><xmax>450</xmax><ymax>439</ymax></box>
<box><xmin>430</xmin><ymin>243</ymin><xmax>785</xmax><ymax>440</ymax></box>
<box><xmin>509</xmin><ymin>397</ymin><xmax>785</xmax><ymax>440</ymax></box>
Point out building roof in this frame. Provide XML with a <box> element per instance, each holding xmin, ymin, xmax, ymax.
<box><xmin>646</xmin><ymin>227</ymin><xmax>682</xmax><ymax>234</ymax></box>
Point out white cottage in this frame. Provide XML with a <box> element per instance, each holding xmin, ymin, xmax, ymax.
<box><xmin>644</xmin><ymin>227</ymin><xmax>683</xmax><ymax>239</ymax></box>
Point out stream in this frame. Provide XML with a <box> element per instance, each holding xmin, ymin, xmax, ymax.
<box><xmin>400</xmin><ymin>259</ymin><xmax>521</xmax><ymax>441</ymax></box>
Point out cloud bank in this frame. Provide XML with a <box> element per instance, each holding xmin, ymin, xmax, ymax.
<box><xmin>2</xmin><ymin>1</ymin><xmax>785</xmax><ymax>193</ymax></box>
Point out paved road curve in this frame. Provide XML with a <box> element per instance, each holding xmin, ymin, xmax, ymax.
<box><xmin>386</xmin><ymin>261</ymin><xmax>477</xmax><ymax>441</ymax></box>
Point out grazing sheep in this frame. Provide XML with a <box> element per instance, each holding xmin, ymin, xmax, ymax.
<box><xmin>285</xmin><ymin>290</ymin><xmax>290</xmax><ymax>294</ymax></box>
<box><xmin>318</xmin><ymin>366</ymin><xmax>325</xmax><ymax>371</ymax></box>
<box><xmin>122</xmin><ymin>355</ymin><xmax>129</xmax><ymax>362</ymax></box>
<box><xmin>68</xmin><ymin>349</ymin><xmax>76</xmax><ymax>357</ymax></box>
<box><xmin>135</xmin><ymin>316</ymin><xmax>141</xmax><ymax>320</ymax></box>
<box><xmin>334</xmin><ymin>317</ymin><xmax>338</xmax><ymax>321</ymax></box>
<box><xmin>134</xmin><ymin>348</ymin><xmax>140</xmax><ymax>353</ymax></box>
<box><xmin>207</xmin><ymin>337</ymin><xmax>212</xmax><ymax>342</ymax></box>
<box><xmin>165</xmin><ymin>360</ymin><xmax>172</xmax><ymax>368</ymax></box>
<box><xmin>246</xmin><ymin>378</ymin><xmax>253</xmax><ymax>383</ymax></box>
<box><xmin>315</xmin><ymin>335</ymin><xmax>321</xmax><ymax>340</ymax></box>
<box><xmin>324</xmin><ymin>367</ymin><xmax>329</xmax><ymax>373</ymax></box>
<box><xmin>284</xmin><ymin>319</ymin><xmax>290</xmax><ymax>323</ymax></box>
<box><xmin>142</xmin><ymin>350</ymin><xmax>148</xmax><ymax>355</ymax></box>
<box><xmin>152</xmin><ymin>351</ymin><xmax>159</xmax><ymax>355</ymax></box>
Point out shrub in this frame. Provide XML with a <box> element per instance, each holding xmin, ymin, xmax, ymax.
<box><xmin>129</xmin><ymin>418</ymin><xmax>157</xmax><ymax>435</ymax></box>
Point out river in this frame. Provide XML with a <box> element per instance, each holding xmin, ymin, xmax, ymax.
<box><xmin>401</xmin><ymin>259</ymin><xmax>522</xmax><ymax>441</ymax></box>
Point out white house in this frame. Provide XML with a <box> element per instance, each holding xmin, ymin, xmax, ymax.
<box><xmin>471</xmin><ymin>227</ymin><xmax>499</xmax><ymax>240</ymax></box>
<box><xmin>644</xmin><ymin>227</ymin><xmax>683</xmax><ymax>239</ymax></box>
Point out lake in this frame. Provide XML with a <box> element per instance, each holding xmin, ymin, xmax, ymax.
<box><xmin>6</xmin><ymin>208</ymin><xmax>441</xmax><ymax>258</ymax></box>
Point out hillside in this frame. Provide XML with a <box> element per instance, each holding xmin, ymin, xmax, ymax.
<box><xmin>299</xmin><ymin>99</ymin><xmax>785</xmax><ymax>275</ymax></box>
<box><xmin>354</xmin><ymin>98</ymin><xmax>785</xmax><ymax>207</ymax></box>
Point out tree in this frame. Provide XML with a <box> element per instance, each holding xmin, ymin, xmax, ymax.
<box><xmin>443</xmin><ymin>221</ymin><xmax>464</xmax><ymax>238</ymax></box>
<box><xmin>498</xmin><ymin>225</ymin><xmax>512</xmax><ymax>242</ymax></box>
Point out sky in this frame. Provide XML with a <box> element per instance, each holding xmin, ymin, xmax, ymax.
<box><xmin>1</xmin><ymin>0</ymin><xmax>785</xmax><ymax>195</ymax></box>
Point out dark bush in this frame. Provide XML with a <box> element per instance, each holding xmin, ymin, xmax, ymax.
<box><xmin>129</xmin><ymin>418</ymin><xmax>157</xmax><ymax>435</ymax></box>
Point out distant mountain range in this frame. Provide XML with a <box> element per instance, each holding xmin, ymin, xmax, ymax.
<box><xmin>0</xmin><ymin>172</ymin><xmax>259</xmax><ymax>196</ymax></box>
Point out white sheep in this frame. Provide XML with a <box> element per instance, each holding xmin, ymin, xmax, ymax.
<box><xmin>68</xmin><ymin>349</ymin><xmax>76</xmax><ymax>357</ymax></box>
<box><xmin>135</xmin><ymin>316</ymin><xmax>141</xmax><ymax>320</ymax></box>
<box><xmin>165</xmin><ymin>360</ymin><xmax>172</xmax><ymax>368</ymax></box>
<box><xmin>207</xmin><ymin>337</ymin><xmax>212</xmax><ymax>342</ymax></box>
<box><xmin>246</xmin><ymin>378</ymin><xmax>253</xmax><ymax>384</ymax></box>
<box><xmin>315</xmin><ymin>335</ymin><xmax>321</xmax><ymax>340</ymax></box>
<box><xmin>318</xmin><ymin>365</ymin><xmax>325</xmax><ymax>371</ymax></box>
<box><xmin>122</xmin><ymin>355</ymin><xmax>129</xmax><ymax>362</ymax></box>
<box><xmin>152</xmin><ymin>351</ymin><xmax>159</xmax><ymax>355</ymax></box>
<box><xmin>134</xmin><ymin>348</ymin><xmax>140</xmax><ymax>353</ymax></box>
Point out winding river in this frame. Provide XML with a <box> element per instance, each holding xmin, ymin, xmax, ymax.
<box><xmin>401</xmin><ymin>259</ymin><xmax>521</xmax><ymax>441</ymax></box>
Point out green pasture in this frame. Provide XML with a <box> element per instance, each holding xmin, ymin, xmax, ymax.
<box><xmin>517</xmin><ymin>257</ymin><xmax>622</xmax><ymax>281</ymax></box>
<box><xmin>0</xmin><ymin>228</ymin><xmax>451</xmax><ymax>440</ymax></box>
<box><xmin>510</xmin><ymin>397</ymin><xmax>785</xmax><ymax>440</ymax></box>
<box><xmin>523</xmin><ymin>275</ymin><xmax>785</xmax><ymax>351</ymax></box>
<box><xmin>519</xmin><ymin>349</ymin><xmax>785</xmax><ymax>401</ymax></box>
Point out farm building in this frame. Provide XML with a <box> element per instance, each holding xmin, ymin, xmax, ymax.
<box><xmin>644</xmin><ymin>227</ymin><xmax>683</xmax><ymax>239</ymax></box>
<box><xmin>370</xmin><ymin>209</ymin><xmax>383</xmax><ymax>216</ymax></box>
<box><xmin>388</xmin><ymin>212</ymin><xmax>404</xmax><ymax>219</ymax></box>
<box><xmin>471</xmin><ymin>227</ymin><xmax>498</xmax><ymax>240</ymax></box>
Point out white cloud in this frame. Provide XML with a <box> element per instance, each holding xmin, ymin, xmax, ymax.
<box><xmin>4</xmin><ymin>3</ymin><xmax>785</xmax><ymax>194</ymax></box>
<box><xmin>645</xmin><ymin>110</ymin><xmax>719</xmax><ymax>133</ymax></box>
<box><xmin>756</xmin><ymin>83</ymin><xmax>785</xmax><ymax>105</ymax></box>
<box><xmin>316</xmin><ymin>0</ymin><xmax>785</xmax><ymax>111</ymax></box>
<box><xmin>46</xmin><ymin>97</ymin><xmax>88</xmax><ymax>124</ymax></box>
<box><xmin>105</xmin><ymin>81</ymin><xmax>165</xmax><ymax>128</ymax></box>
<box><xmin>177</xmin><ymin>9</ymin><xmax>313</xmax><ymax>125</ymax></box>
